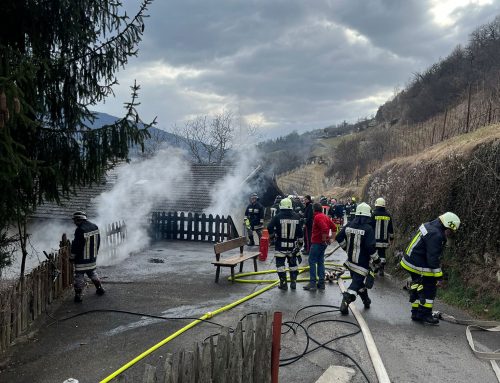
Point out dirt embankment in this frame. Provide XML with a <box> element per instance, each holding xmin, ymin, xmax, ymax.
<box><xmin>362</xmin><ymin>124</ymin><xmax>500</xmax><ymax>301</ymax></box>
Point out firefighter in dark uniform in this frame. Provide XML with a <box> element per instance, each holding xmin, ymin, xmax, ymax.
<box><xmin>267</xmin><ymin>198</ymin><xmax>304</xmax><ymax>290</ymax></box>
<box><xmin>70</xmin><ymin>211</ymin><xmax>105</xmax><ymax>303</ymax></box>
<box><xmin>345</xmin><ymin>197</ymin><xmax>357</xmax><ymax>223</ymax></box>
<box><xmin>244</xmin><ymin>193</ymin><xmax>264</xmax><ymax>246</ymax></box>
<box><xmin>401</xmin><ymin>212</ymin><xmax>460</xmax><ymax>324</ymax></box>
<box><xmin>302</xmin><ymin>195</ymin><xmax>313</xmax><ymax>255</ymax></box>
<box><xmin>372</xmin><ymin>197</ymin><xmax>394</xmax><ymax>276</ymax></box>
<box><xmin>336</xmin><ymin>202</ymin><xmax>380</xmax><ymax>315</ymax></box>
<box><xmin>270</xmin><ymin>195</ymin><xmax>282</xmax><ymax>218</ymax></box>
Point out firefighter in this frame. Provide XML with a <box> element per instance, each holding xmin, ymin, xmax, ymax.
<box><xmin>372</xmin><ymin>197</ymin><xmax>394</xmax><ymax>276</ymax></box>
<box><xmin>302</xmin><ymin>195</ymin><xmax>313</xmax><ymax>255</ymax></box>
<box><xmin>336</xmin><ymin>202</ymin><xmax>379</xmax><ymax>314</ymax></box>
<box><xmin>345</xmin><ymin>197</ymin><xmax>357</xmax><ymax>223</ymax></box>
<box><xmin>267</xmin><ymin>198</ymin><xmax>304</xmax><ymax>290</ymax></box>
<box><xmin>244</xmin><ymin>192</ymin><xmax>264</xmax><ymax>246</ymax></box>
<box><xmin>270</xmin><ymin>195</ymin><xmax>282</xmax><ymax>218</ymax></box>
<box><xmin>401</xmin><ymin>212</ymin><xmax>460</xmax><ymax>324</ymax></box>
<box><xmin>70</xmin><ymin>211</ymin><xmax>105</xmax><ymax>303</ymax></box>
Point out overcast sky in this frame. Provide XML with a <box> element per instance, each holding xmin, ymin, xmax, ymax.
<box><xmin>96</xmin><ymin>0</ymin><xmax>500</xmax><ymax>139</ymax></box>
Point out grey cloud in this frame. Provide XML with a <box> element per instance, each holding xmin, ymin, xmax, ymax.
<box><xmin>106</xmin><ymin>0</ymin><xmax>500</xmax><ymax>138</ymax></box>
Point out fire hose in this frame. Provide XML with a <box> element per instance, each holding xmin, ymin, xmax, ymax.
<box><xmin>433</xmin><ymin>312</ymin><xmax>500</xmax><ymax>382</ymax></box>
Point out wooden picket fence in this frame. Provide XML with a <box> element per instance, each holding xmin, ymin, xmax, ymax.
<box><xmin>101</xmin><ymin>220</ymin><xmax>127</xmax><ymax>258</ymax></box>
<box><xmin>150</xmin><ymin>212</ymin><xmax>239</xmax><ymax>243</ymax></box>
<box><xmin>0</xmin><ymin>234</ymin><xmax>73</xmax><ymax>353</ymax></box>
<box><xmin>117</xmin><ymin>313</ymin><xmax>272</xmax><ymax>383</ymax></box>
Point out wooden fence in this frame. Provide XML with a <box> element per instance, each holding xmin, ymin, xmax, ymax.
<box><xmin>0</xmin><ymin>235</ymin><xmax>73</xmax><ymax>353</ymax></box>
<box><xmin>150</xmin><ymin>212</ymin><xmax>239</xmax><ymax>243</ymax></box>
<box><xmin>101</xmin><ymin>220</ymin><xmax>127</xmax><ymax>258</ymax></box>
<box><xmin>118</xmin><ymin>313</ymin><xmax>272</xmax><ymax>383</ymax></box>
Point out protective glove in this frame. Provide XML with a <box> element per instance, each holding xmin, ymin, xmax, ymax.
<box><xmin>365</xmin><ymin>270</ymin><xmax>376</xmax><ymax>289</ymax></box>
<box><xmin>244</xmin><ymin>218</ymin><xmax>251</xmax><ymax>230</ymax></box>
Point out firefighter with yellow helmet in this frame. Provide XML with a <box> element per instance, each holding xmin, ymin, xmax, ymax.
<box><xmin>400</xmin><ymin>212</ymin><xmax>460</xmax><ymax>324</ymax></box>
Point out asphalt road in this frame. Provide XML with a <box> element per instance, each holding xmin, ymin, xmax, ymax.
<box><xmin>0</xmin><ymin>241</ymin><xmax>497</xmax><ymax>383</ymax></box>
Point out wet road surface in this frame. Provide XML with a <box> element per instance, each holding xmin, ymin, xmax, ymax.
<box><xmin>0</xmin><ymin>241</ymin><xmax>497</xmax><ymax>383</ymax></box>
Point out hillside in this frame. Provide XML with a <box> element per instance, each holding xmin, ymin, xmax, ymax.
<box><xmin>363</xmin><ymin>124</ymin><xmax>500</xmax><ymax>317</ymax></box>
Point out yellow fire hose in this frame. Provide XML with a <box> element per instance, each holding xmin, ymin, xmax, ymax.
<box><xmin>99</xmin><ymin>280</ymin><xmax>279</xmax><ymax>383</ymax></box>
<box><xmin>100</xmin><ymin>246</ymin><xmax>347</xmax><ymax>382</ymax></box>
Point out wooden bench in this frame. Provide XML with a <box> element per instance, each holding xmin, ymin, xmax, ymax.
<box><xmin>213</xmin><ymin>236</ymin><xmax>260</xmax><ymax>283</ymax></box>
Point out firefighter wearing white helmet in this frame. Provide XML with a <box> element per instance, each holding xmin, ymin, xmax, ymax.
<box><xmin>371</xmin><ymin>197</ymin><xmax>394</xmax><ymax>276</ymax></box>
<box><xmin>401</xmin><ymin>212</ymin><xmax>460</xmax><ymax>324</ymax></box>
<box><xmin>267</xmin><ymin>198</ymin><xmax>304</xmax><ymax>290</ymax></box>
<box><xmin>244</xmin><ymin>193</ymin><xmax>264</xmax><ymax>246</ymax></box>
<box><xmin>335</xmin><ymin>202</ymin><xmax>379</xmax><ymax>315</ymax></box>
<box><xmin>70</xmin><ymin>211</ymin><xmax>105</xmax><ymax>303</ymax></box>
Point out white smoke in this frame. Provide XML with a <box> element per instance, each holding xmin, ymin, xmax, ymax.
<box><xmin>94</xmin><ymin>147</ymin><xmax>191</xmax><ymax>266</ymax></box>
<box><xmin>204</xmin><ymin>139</ymin><xmax>262</xmax><ymax>226</ymax></box>
<box><xmin>1</xmin><ymin>220</ymin><xmax>74</xmax><ymax>279</ymax></box>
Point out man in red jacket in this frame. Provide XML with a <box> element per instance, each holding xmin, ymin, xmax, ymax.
<box><xmin>303</xmin><ymin>203</ymin><xmax>337</xmax><ymax>291</ymax></box>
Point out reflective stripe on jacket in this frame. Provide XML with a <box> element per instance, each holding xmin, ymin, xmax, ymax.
<box><xmin>336</xmin><ymin>216</ymin><xmax>377</xmax><ymax>273</ymax></box>
<box><xmin>71</xmin><ymin>220</ymin><xmax>100</xmax><ymax>271</ymax></box>
<box><xmin>372</xmin><ymin>207</ymin><xmax>394</xmax><ymax>248</ymax></box>
<box><xmin>401</xmin><ymin>219</ymin><xmax>445</xmax><ymax>277</ymax></box>
<box><xmin>267</xmin><ymin>210</ymin><xmax>303</xmax><ymax>252</ymax></box>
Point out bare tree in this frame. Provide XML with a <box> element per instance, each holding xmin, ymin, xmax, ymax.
<box><xmin>172</xmin><ymin>110</ymin><xmax>235</xmax><ymax>164</ymax></box>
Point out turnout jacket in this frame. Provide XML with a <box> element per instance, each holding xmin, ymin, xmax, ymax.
<box><xmin>267</xmin><ymin>209</ymin><xmax>304</xmax><ymax>253</ymax></box>
<box><xmin>372</xmin><ymin>207</ymin><xmax>394</xmax><ymax>248</ymax></box>
<box><xmin>336</xmin><ymin>216</ymin><xmax>378</xmax><ymax>276</ymax></box>
<box><xmin>71</xmin><ymin>220</ymin><xmax>100</xmax><ymax>272</ymax></box>
<box><xmin>245</xmin><ymin>201</ymin><xmax>264</xmax><ymax>229</ymax></box>
<box><xmin>400</xmin><ymin>219</ymin><xmax>446</xmax><ymax>277</ymax></box>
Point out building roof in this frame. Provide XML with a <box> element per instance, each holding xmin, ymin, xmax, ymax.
<box><xmin>31</xmin><ymin>164</ymin><xmax>236</xmax><ymax>220</ymax></box>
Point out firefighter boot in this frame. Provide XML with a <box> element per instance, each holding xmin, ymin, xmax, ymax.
<box><xmin>340</xmin><ymin>292</ymin><xmax>356</xmax><ymax>315</ymax></box>
<box><xmin>74</xmin><ymin>289</ymin><xmax>83</xmax><ymax>303</ymax></box>
<box><xmin>358</xmin><ymin>289</ymin><xmax>371</xmax><ymax>309</ymax></box>
<box><xmin>417</xmin><ymin>306</ymin><xmax>439</xmax><ymax>325</ymax></box>
<box><xmin>248</xmin><ymin>236</ymin><xmax>255</xmax><ymax>247</ymax></box>
<box><xmin>290</xmin><ymin>271</ymin><xmax>298</xmax><ymax>290</ymax></box>
<box><xmin>378</xmin><ymin>263</ymin><xmax>385</xmax><ymax>277</ymax></box>
<box><xmin>411</xmin><ymin>305</ymin><xmax>421</xmax><ymax>321</ymax></box>
<box><xmin>278</xmin><ymin>274</ymin><xmax>288</xmax><ymax>290</ymax></box>
<box><xmin>93</xmin><ymin>280</ymin><xmax>105</xmax><ymax>296</ymax></box>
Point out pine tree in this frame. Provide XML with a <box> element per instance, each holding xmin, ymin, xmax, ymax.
<box><xmin>0</xmin><ymin>0</ymin><xmax>155</xmax><ymax>276</ymax></box>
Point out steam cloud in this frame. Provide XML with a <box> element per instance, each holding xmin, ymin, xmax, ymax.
<box><xmin>94</xmin><ymin>147</ymin><xmax>191</xmax><ymax>266</ymax></box>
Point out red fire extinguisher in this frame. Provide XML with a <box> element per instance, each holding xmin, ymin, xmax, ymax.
<box><xmin>259</xmin><ymin>229</ymin><xmax>269</xmax><ymax>261</ymax></box>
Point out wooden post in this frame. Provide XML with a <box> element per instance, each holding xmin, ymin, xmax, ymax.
<box><xmin>271</xmin><ymin>312</ymin><xmax>282</xmax><ymax>383</ymax></box>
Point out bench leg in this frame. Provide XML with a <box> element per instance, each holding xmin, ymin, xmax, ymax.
<box><xmin>253</xmin><ymin>257</ymin><xmax>258</xmax><ymax>272</ymax></box>
<box><xmin>239</xmin><ymin>262</ymin><xmax>244</xmax><ymax>273</ymax></box>
<box><xmin>215</xmin><ymin>266</ymin><xmax>221</xmax><ymax>283</ymax></box>
<box><xmin>231</xmin><ymin>267</ymin><xmax>235</xmax><ymax>284</ymax></box>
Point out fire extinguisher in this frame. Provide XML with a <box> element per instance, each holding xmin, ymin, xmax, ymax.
<box><xmin>259</xmin><ymin>228</ymin><xmax>269</xmax><ymax>261</ymax></box>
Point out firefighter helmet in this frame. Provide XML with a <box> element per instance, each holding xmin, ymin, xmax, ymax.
<box><xmin>351</xmin><ymin>196</ymin><xmax>356</xmax><ymax>202</ymax></box>
<box><xmin>72</xmin><ymin>211</ymin><xmax>87</xmax><ymax>220</ymax></box>
<box><xmin>355</xmin><ymin>202</ymin><xmax>371</xmax><ymax>217</ymax></box>
<box><xmin>375</xmin><ymin>197</ymin><xmax>386</xmax><ymax>207</ymax></box>
<box><xmin>439</xmin><ymin>212</ymin><xmax>460</xmax><ymax>231</ymax></box>
<box><xmin>250</xmin><ymin>193</ymin><xmax>258</xmax><ymax>199</ymax></box>
<box><xmin>279</xmin><ymin>198</ymin><xmax>293</xmax><ymax>210</ymax></box>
